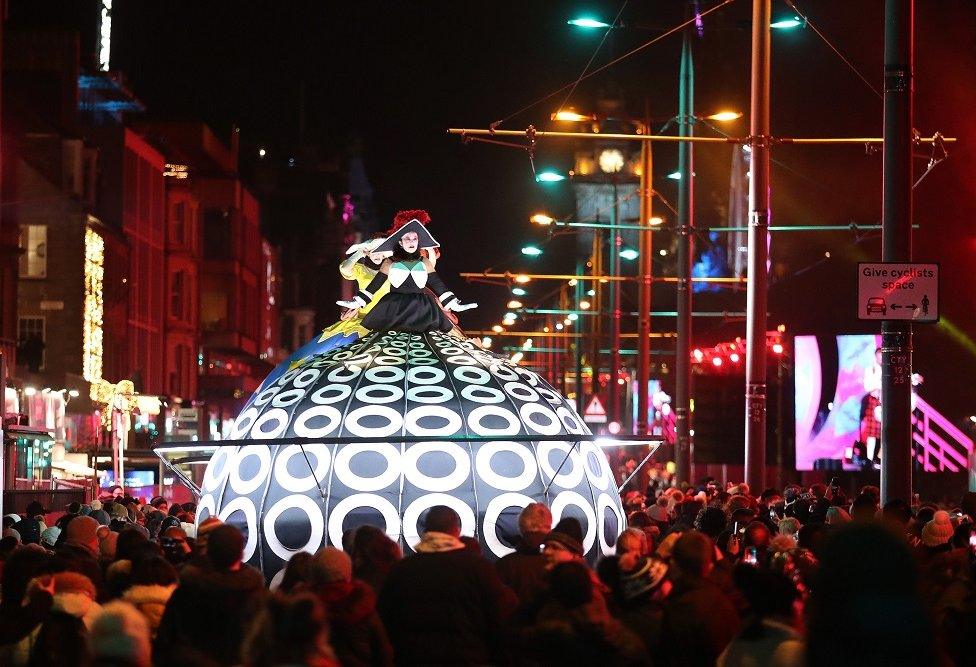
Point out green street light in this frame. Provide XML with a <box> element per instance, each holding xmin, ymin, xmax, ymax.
<box><xmin>536</xmin><ymin>171</ymin><xmax>566</xmax><ymax>183</ymax></box>
<box><xmin>667</xmin><ymin>171</ymin><xmax>682</xmax><ymax>180</ymax></box>
<box><xmin>511</xmin><ymin>287</ymin><xmax>527</xmax><ymax>296</ymax></box>
<box><xmin>567</xmin><ymin>17</ymin><xmax>612</xmax><ymax>28</ymax></box>
<box><xmin>619</xmin><ymin>248</ymin><xmax>639</xmax><ymax>261</ymax></box>
<box><xmin>521</xmin><ymin>245</ymin><xmax>543</xmax><ymax>257</ymax></box>
<box><xmin>770</xmin><ymin>16</ymin><xmax>804</xmax><ymax>29</ymax></box>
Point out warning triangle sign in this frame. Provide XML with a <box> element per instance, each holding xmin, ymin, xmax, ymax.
<box><xmin>583</xmin><ymin>395</ymin><xmax>608</xmax><ymax>423</ymax></box>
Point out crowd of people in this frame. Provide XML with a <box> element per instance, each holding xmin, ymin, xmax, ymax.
<box><xmin>0</xmin><ymin>479</ymin><xmax>974</xmax><ymax>666</ymax></box>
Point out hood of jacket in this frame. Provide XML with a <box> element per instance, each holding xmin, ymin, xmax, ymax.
<box><xmin>51</xmin><ymin>592</ymin><xmax>102</xmax><ymax>627</ymax></box>
<box><xmin>414</xmin><ymin>531</ymin><xmax>465</xmax><ymax>553</ymax></box>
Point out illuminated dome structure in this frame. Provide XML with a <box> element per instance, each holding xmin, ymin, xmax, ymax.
<box><xmin>197</xmin><ymin>330</ymin><xmax>625</xmax><ymax>581</ymax></box>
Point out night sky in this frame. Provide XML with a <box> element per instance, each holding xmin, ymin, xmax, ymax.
<box><xmin>13</xmin><ymin>0</ymin><xmax>976</xmax><ymax>420</ymax></box>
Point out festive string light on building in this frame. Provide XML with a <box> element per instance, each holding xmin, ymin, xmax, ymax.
<box><xmin>712</xmin><ymin>357</ymin><xmax>723</xmax><ymax>367</ymax></box>
<box><xmin>507</xmin><ymin>300</ymin><xmax>523</xmax><ymax>309</ymax></box>
<box><xmin>83</xmin><ymin>227</ymin><xmax>105</xmax><ymax>385</ymax></box>
<box><xmin>163</xmin><ymin>163</ymin><xmax>189</xmax><ymax>179</ymax></box>
<box><xmin>772</xmin><ymin>343</ymin><xmax>784</xmax><ymax>354</ymax></box>
<box><xmin>515</xmin><ymin>274</ymin><xmax>531</xmax><ymax>284</ymax></box>
<box><xmin>579</xmin><ymin>300</ymin><xmax>591</xmax><ymax>309</ymax></box>
<box><xmin>692</xmin><ymin>349</ymin><xmax>704</xmax><ymax>363</ymax></box>
<box><xmin>482</xmin><ymin>336</ymin><xmax>492</xmax><ymax>348</ymax></box>
<box><xmin>492</xmin><ymin>325</ymin><xmax>504</xmax><ymax>333</ymax></box>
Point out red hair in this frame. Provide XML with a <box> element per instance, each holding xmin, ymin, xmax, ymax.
<box><xmin>388</xmin><ymin>209</ymin><xmax>431</xmax><ymax>235</ymax></box>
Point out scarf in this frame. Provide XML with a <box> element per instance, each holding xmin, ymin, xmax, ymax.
<box><xmin>414</xmin><ymin>531</ymin><xmax>465</xmax><ymax>553</ymax></box>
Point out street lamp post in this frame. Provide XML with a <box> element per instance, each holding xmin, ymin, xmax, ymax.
<box><xmin>636</xmin><ymin>108</ymin><xmax>654</xmax><ymax>436</ymax></box>
<box><xmin>745</xmin><ymin>0</ymin><xmax>772</xmax><ymax>492</ymax></box>
<box><xmin>610</xmin><ymin>178</ymin><xmax>622</xmax><ymax>427</ymax></box>
<box><xmin>674</xmin><ymin>26</ymin><xmax>695</xmax><ymax>486</ymax></box>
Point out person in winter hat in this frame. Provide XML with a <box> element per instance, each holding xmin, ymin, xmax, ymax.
<box><xmin>615</xmin><ymin>554</ymin><xmax>672</xmax><ymax>657</ymax></box>
<box><xmin>88</xmin><ymin>500</ymin><xmax>110</xmax><ymax>527</ymax></box>
<box><xmin>305</xmin><ymin>546</ymin><xmax>393</xmax><ymax>667</ymax></box>
<box><xmin>40</xmin><ymin>526</ymin><xmax>61</xmax><ymax>550</ymax></box>
<box><xmin>63</xmin><ymin>515</ymin><xmax>100</xmax><ymax>556</ymax></box>
<box><xmin>27</xmin><ymin>571</ymin><xmax>102</xmax><ymax>665</ymax></box>
<box><xmin>921</xmin><ymin>510</ymin><xmax>954</xmax><ymax>547</ymax></box>
<box><xmin>89</xmin><ymin>600</ymin><xmax>152</xmax><ymax>667</ymax></box>
<box><xmin>97</xmin><ymin>524</ymin><xmax>119</xmax><ymax>563</ymax></box>
<box><xmin>495</xmin><ymin>502</ymin><xmax>553</xmax><ymax>603</ymax></box>
<box><xmin>12</xmin><ymin>502</ymin><xmax>47</xmax><ymax>545</ymax></box>
<box><xmin>541</xmin><ymin>517</ymin><xmax>585</xmax><ymax>570</ymax></box>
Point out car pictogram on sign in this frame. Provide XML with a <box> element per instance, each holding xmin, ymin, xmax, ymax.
<box><xmin>866</xmin><ymin>297</ymin><xmax>886</xmax><ymax>316</ymax></box>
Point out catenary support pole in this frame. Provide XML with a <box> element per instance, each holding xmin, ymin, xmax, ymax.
<box><xmin>745</xmin><ymin>0</ymin><xmax>771</xmax><ymax>492</ymax></box>
<box><xmin>881</xmin><ymin>0</ymin><xmax>914</xmax><ymax>506</ymax></box>
<box><xmin>675</xmin><ymin>27</ymin><xmax>694</xmax><ymax>486</ymax></box>
<box><xmin>636</xmin><ymin>108</ymin><xmax>653</xmax><ymax>436</ymax></box>
<box><xmin>610</xmin><ymin>180</ymin><xmax>622</xmax><ymax>427</ymax></box>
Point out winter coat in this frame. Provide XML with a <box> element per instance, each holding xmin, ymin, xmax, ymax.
<box><xmin>717</xmin><ymin>618</ymin><xmax>804</xmax><ymax>667</ymax></box>
<box><xmin>660</xmin><ymin>576</ymin><xmax>740</xmax><ymax>667</ymax></box>
<box><xmin>378</xmin><ymin>544</ymin><xmax>514</xmax><ymax>665</ymax></box>
<box><xmin>122</xmin><ymin>583</ymin><xmax>176</xmax><ymax>636</ymax></box>
<box><xmin>154</xmin><ymin>562</ymin><xmax>266</xmax><ymax>666</ymax></box>
<box><xmin>89</xmin><ymin>509</ymin><xmax>111</xmax><ymax>526</ymax></box>
<box><xmin>494</xmin><ymin>531</ymin><xmax>549</xmax><ymax>603</ymax></box>
<box><xmin>615</xmin><ymin>598</ymin><xmax>666</xmax><ymax>659</ymax></box>
<box><xmin>314</xmin><ymin>579</ymin><xmax>393</xmax><ymax>667</ymax></box>
<box><xmin>0</xmin><ymin>591</ymin><xmax>53</xmax><ymax>666</ymax></box>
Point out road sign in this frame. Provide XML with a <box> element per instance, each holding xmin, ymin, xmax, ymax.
<box><xmin>857</xmin><ymin>262</ymin><xmax>938</xmax><ymax>322</ymax></box>
<box><xmin>583</xmin><ymin>395</ymin><xmax>607</xmax><ymax>423</ymax></box>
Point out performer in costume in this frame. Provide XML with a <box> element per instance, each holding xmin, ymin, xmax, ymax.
<box><xmin>338</xmin><ymin>214</ymin><xmax>476</xmax><ymax>332</ymax></box>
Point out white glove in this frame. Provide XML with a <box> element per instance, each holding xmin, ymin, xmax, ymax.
<box><xmin>337</xmin><ymin>299</ymin><xmax>362</xmax><ymax>309</ymax></box>
<box><xmin>447</xmin><ymin>301</ymin><xmax>478</xmax><ymax>312</ymax></box>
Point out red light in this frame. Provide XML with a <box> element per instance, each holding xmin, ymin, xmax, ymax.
<box><xmin>692</xmin><ymin>349</ymin><xmax>703</xmax><ymax>362</ymax></box>
<box><xmin>772</xmin><ymin>343</ymin><xmax>784</xmax><ymax>354</ymax></box>
<box><xmin>712</xmin><ymin>357</ymin><xmax>723</xmax><ymax>367</ymax></box>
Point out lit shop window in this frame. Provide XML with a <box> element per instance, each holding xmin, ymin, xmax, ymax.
<box><xmin>19</xmin><ymin>225</ymin><xmax>47</xmax><ymax>278</ymax></box>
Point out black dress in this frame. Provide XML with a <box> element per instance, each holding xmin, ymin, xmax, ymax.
<box><xmin>356</xmin><ymin>252</ymin><xmax>459</xmax><ymax>333</ymax></box>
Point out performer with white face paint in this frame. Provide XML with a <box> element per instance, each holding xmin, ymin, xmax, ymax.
<box><xmin>338</xmin><ymin>210</ymin><xmax>476</xmax><ymax>332</ymax></box>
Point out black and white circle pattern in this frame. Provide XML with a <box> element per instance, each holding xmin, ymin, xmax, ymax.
<box><xmin>198</xmin><ymin>330</ymin><xmax>625</xmax><ymax>581</ymax></box>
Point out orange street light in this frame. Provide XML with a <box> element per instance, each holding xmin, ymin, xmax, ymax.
<box><xmin>551</xmin><ymin>110</ymin><xmax>595</xmax><ymax>122</ymax></box>
<box><xmin>530</xmin><ymin>213</ymin><xmax>555</xmax><ymax>225</ymax></box>
<box><xmin>704</xmin><ymin>110</ymin><xmax>743</xmax><ymax>122</ymax></box>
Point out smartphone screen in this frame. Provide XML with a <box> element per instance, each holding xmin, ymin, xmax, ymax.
<box><xmin>743</xmin><ymin>547</ymin><xmax>758</xmax><ymax>566</ymax></box>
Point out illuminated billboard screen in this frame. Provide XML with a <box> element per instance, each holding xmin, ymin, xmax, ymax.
<box><xmin>794</xmin><ymin>334</ymin><xmax>882</xmax><ymax>470</ymax></box>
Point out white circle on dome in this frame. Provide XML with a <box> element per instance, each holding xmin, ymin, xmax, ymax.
<box><xmin>293</xmin><ymin>369</ymin><xmax>321</xmax><ymax>388</ymax></box>
<box><xmin>263</xmin><ymin>495</ymin><xmax>325</xmax><ymax>561</ymax></box>
<box><xmin>453</xmin><ymin>366</ymin><xmax>491</xmax><ymax>385</ymax></box>
<box><xmin>328</xmin><ymin>494</ymin><xmax>401</xmax><ymax>547</ymax></box>
<box><xmin>520</xmin><ymin>403</ymin><xmax>562</xmax><ymax>435</ymax></box>
<box><xmin>446</xmin><ymin>355</ymin><xmax>477</xmax><ymax>366</ymax></box>
<box><xmin>344</xmin><ymin>406</ymin><xmax>404</xmax><ymax>438</ymax></box>
<box><xmin>327</xmin><ymin>366</ymin><xmax>361</xmax><ymax>383</ymax></box>
<box><xmin>405</xmin><ymin>406</ymin><xmax>463</xmax><ymax>436</ymax></box>
<box><xmin>364</xmin><ymin>366</ymin><xmax>406</xmax><ymax>384</ymax></box>
<box><xmin>402</xmin><ymin>441</ymin><xmax>470</xmax><ymax>492</ymax></box>
<box><xmin>333</xmin><ymin>442</ymin><xmax>401</xmax><ymax>491</ymax></box>
<box><xmin>407</xmin><ymin>366</ymin><xmax>445</xmax><ymax>385</ymax></box>
<box><xmin>331</xmin><ymin>350</ymin><xmax>356</xmax><ymax>360</ymax></box>
<box><xmin>271</xmin><ymin>388</ymin><xmax>304</xmax><ymax>408</ymax></box>
<box><xmin>402</xmin><ymin>494</ymin><xmax>476</xmax><ymax>551</ymax></box>
<box><xmin>382</xmin><ymin>347</ymin><xmax>407</xmax><ymax>356</ymax></box>
<box><xmin>557</xmin><ymin>407</ymin><xmax>586</xmax><ymax>434</ymax></box>
<box><xmin>550</xmin><ymin>491</ymin><xmax>597</xmax><ymax>554</ymax></box>
<box><xmin>408</xmin><ymin>349</ymin><xmax>433</xmax><ymax>359</ymax></box>
<box><xmin>483</xmin><ymin>492</ymin><xmax>535</xmax><ymax>557</ymax></box>
<box><xmin>196</xmin><ymin>493</ymin><xmax>216</xmax><ymax>522</ymax></box>
<box><xmin>515</xmin><ymin>368</ymin><xmax>540</xmax><ymax>386</ymax></box>
<box><xmin>468</xmin><ymin>405</ymin><xmax>521</xmax><ymax>436</ymax></box>
<box><xmin>475</xmin><ymin>441</ymin><xmax>538</xmax><ymax>491</ymax></box>
<box><xmin>253</xmin><ymin>386</ymin><xmax>281</xmax><ymax>407</ymax></box>
<box><xmin>407</xmin><ymin>357</ymin><xmax>438</xmax><ymax>366</ymax></box>
<box><xmin>489</xmin><ymin>364</ymin><xmax>520</xmax><ymax>381</ymax></box>
<box><xmin>373</xmin><ymin>355</ymin><xmax>406</xmax><ymax>366</ymax></box>
<box><xmin>440</xmin><ymin>346</ymin><xmax>466</xmax><ymax>356</ymax></box>
<box><xmin>504</xmin><ymin>381</ymin><xmax>540</xmax><ymax>402</ymax></box>
<box><xmin>580</xmin><ymin>441</ymin><xmax>613</xmax><ymax>490</ymax></box>
<box><xmin>597</xmin><ymin>492</ymin><xmax>625</xmax><ymax>556</ymax></box>
<box><xmin>409</xmin><ymin>341</ymin><xmax>425</xmax><ymax>349</ymax></box>
<box><xmin>537</xmin><ymin>441</ymin><xmax>585</xmax><ymax>488</ymax></box>
<box><xmin>250</xmin><ymin>408</ymin><xmax>289</xmax><ymax>440</ymax></box>
<box><xmin>537</xmin><ymin>387</ymin><xmax>563</xmax><ymax>406</ymax></box>
<box><xmin>229</xmin><ymin>445</ymin><xmax>272</xmax><ymax>495</ymax></box>
<box><xmin>461</xmin><ymin>385</ymin><xmax>506</xmax><ymax>404</ymax></box>
<box><xmin>355</xmin><ymin>384</ymin><xmax>405</xmax><ymax>404</ymax></box>
<box><xmin>406</xmin><ymin>386</ymin><xmax>454</xmax><ymax>404</ymax></box>
<box><xmin>311</xmin><ymin>384</ymin><xmax>352</xmax><ymax>405</ymax></box>
<box><xmin>218</xmin><ymin>496</ymin><xmax>258</xmax><ymax>562</ymax></box>
<box><xmin>274</xmin><ymin>444</ymin><xmax>331</xmax><ymax>494</ymax></box>
<box><xmin>292</xmin><ymin>405</ymin><xmax>342</xmax><ymax>439</ymax></box>
<box><xmin>203</xmin><ymin>448</ymin><xmax>235</xmax><ymax>491</ymax></box>
<box><xmin>232</xmin><ymin>407</ymin><xmax>259</xmax><ymax>439</ymax></box>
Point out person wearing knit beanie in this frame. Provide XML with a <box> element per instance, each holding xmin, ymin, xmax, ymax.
<box><xmin>826</xmin><ymin>506</ymin><xmax>853</xmax><ymax>525</ymax></box>
<box><xmin>90</xmin><ymin>600</ymin><xmax>151</xmax><ymax>667</ymax></box>
<box><xmin>98</xmin><ymin>524</ymin><xmax>119</xmax><ymax>561</ymax></box>
<box><xmin>195</xmin><ymin>516</ymin><xmax>223</xmax><ymax>556</ymax></box>
<box><xmin>542</xmin><ymin>517</ymin><xmax>585</xmax><ymax>569</ymax></box>
<box><xmin>921</xmin><ymin>510</ymin><xmax>954</xmax><ymax>547</ymax></box>
<box><xmin>64</xmin><ymin>515</ymin><xmax>100</xmax><ymax>555</ymax></box>
<box><xmin>308</xmin><ymin>546</ymin><xmax>353</xmax><ymax>585</ymax></box>
<box><xmin>619</xmin><ymin>555</ymin><xmax>670</xmax><ymax>601</ymax></box>
<box><xmin>40</xmin><ymin>526</ymin><xmax>61</xmax><ymax>549</ymax></box>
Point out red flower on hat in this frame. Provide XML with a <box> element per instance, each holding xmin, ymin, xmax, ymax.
<box><xmin>388</xmin><ymin>209</ymin><xmax>431</xmax><ymax>235</ymax></box>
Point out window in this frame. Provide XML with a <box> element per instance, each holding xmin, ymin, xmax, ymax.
<box><xmin>170</xmin><ymin>270</ymin><xmax>185</xmax><ymax>320</ymax></box>
<box><xmin>19</xmin><ymin>225</ymin><xmax>47</xmax><ymax>278</ymax></box>
<box><xmin>18</xmin><ymin>317</ymin><xmax>45</xmax><ymax>371</ymax></box>
<box><xmin>172</xmin><ymin>201</ymin><xmax>185</xmax><ymax>246</ymax></box>
<box><xmin>203</xmin><ymin>209</ymin><xmax>231</xmax><ymax>260</ymax></box>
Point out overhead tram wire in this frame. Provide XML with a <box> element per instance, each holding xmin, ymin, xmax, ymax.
<box><xmin>783</xmin><ymin>0</ymin><xmax>883</xmax><ymax>100</ymax></box>
<box><xmin>489</xmin><ymin>0</ymin><xmax>739</xmax><ymax>130</ymax></box>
